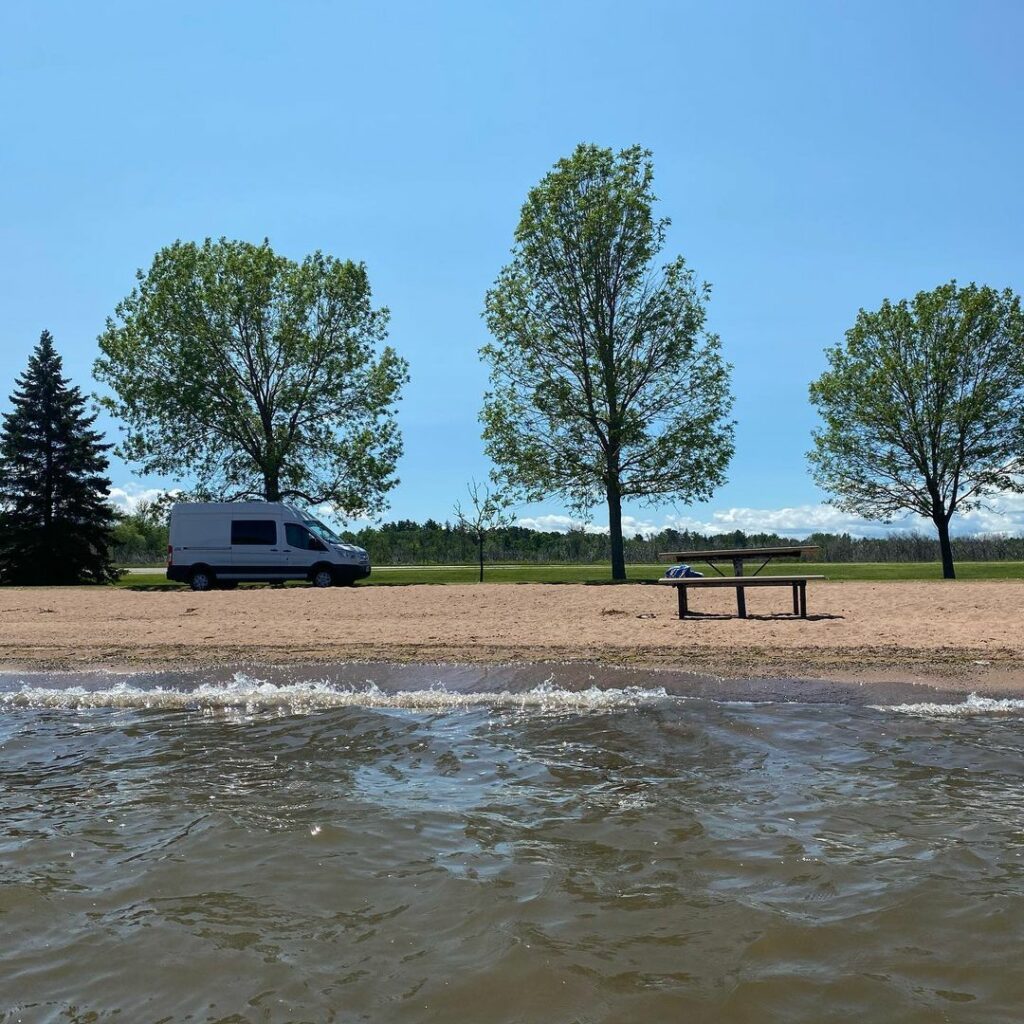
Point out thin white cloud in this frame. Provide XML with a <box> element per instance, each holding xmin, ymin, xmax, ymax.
<box><xmin>107</xmin><ymin>484</ymin><xmax>173</xmax><ymax>512</ymax></box>
<box><xmin>669</xmin><ymin>505</ymin><xmax>908</xmax><ymax>537</ymax></box>
<box><xmin>522</xmin><ymin>495</ymin><xmax>1024</xmax><ymax>538</ymax></box>
<box><xmin>109</xmin><ymin>479</ymin><xmax>1024</xmax><ymax>538</ymax></box>
<box><xmin>951</xmin><ymin>492</ymin><xmax>1024</xmax><ymax>535</ymax></box>
<box><xmin>516</xmin><ymin>514</ymin><xmax>607</xmax><ymax>535</ymax></box>
<box><xmin>106</xmin><ymin>487</ymin><xmax>371</xmax><ymax>527</ymax></box>
<box><xmin>308</xmin><ymin>502</ymin><xmax>378</xmax><ymax>529</ymax></box>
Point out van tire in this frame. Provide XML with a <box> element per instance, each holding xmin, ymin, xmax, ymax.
<box><xmin>189</xmin><ymin>567</ymin><xmax>214</xmax><ymax>591</ymax></box>
<box><xmin>311</xmin><ymin>565</ymin><xmax>335</xmax><ymax>588</ymax></box>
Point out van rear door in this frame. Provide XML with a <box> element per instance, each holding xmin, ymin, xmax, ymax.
<box><xmin>170</xmin><ymin>512</ymin><xmax>230</xmax><ymax>573</ymax></box>
<box><xmin>228</xmin><ymin>517</ymin><xmax>290</xmax><ymax>579</ymax></box>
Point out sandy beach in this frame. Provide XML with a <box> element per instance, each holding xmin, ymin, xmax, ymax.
<box><xmin>1</xmin><ymin>580</ymin><xmax>1023</xmax><ymax>693</ymax></box>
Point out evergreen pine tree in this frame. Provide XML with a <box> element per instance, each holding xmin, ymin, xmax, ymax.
<box><xmin>0</xmin><ymin>331</ymin><xmax>120</xmax><ymax>584</ymax></box>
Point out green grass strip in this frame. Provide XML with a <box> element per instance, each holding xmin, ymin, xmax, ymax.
<box><xmin>114</xmin><ymin>560</ymin><xmax>1024</xmax><ymax>589</ymax></box>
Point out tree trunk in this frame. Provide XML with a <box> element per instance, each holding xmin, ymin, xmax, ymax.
<box><xmin>479</xmin><ymin>534</ymin><xmax>484</xmax><ymax>583</ymax></box>
<box><xmin>43</xmin><ymin>401</ymin><xmax>55</xmax><ymax>584</ymax></box>
<box><xmin>935</xmin><ymin>516</ymin><xmax>956</xmax><ymax>579</ymax></box>
<box><xmin>263</xmin><ymin>467</ymin><xmax>281</xmax><ymax>502</ymax></box>
<box><xmin>607</xmin><ymin>481</ymin><xmax>626</xmax><ymax>581</ymax></box>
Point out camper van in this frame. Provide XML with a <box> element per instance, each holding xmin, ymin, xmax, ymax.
<box><xmin>166</xmin><ymin>502</ymin><xmax>371</xmax><ymax>591</ymax></box>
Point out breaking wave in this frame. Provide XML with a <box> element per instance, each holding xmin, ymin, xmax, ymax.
<box><xmin>0</xmin><ymin>672</ymin><xmax>670</xmax><ymax>713</ymax></box>
<box><xmin>873</xmin><ymin>691</ymin><xmax>1024</xmax><ymax>716</ymax></box>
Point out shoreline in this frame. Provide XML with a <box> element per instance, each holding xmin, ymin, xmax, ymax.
<box><xmin>1</xmin><ymin>642</ymin><xmax>1021</xmax><ymax>690</ymax></box>
<box><xmin>0</xmin><ymin>657</ymin><xmax>1018</xmax><ymax>708</ymax></box>
<box><xmin>2</xmin><ymin>581</ymin><xmax>1023</xmax><ymax>697</ymax></box>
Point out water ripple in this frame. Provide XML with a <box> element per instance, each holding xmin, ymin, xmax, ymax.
<box><xmin>1</xmin><ymin>669</ymin><xmax>1023</xmax><ymax>1022</ymax></box>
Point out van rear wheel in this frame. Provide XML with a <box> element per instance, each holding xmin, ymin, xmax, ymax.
<box><xmin>189</xmin><ymin>568</ymin><xmax>214</xmax><ymax>591</ymax></box>
<box><xmin>311</xmin><ymin>567</ymin><xmax>335</xmax><ymax>588</ymax></box>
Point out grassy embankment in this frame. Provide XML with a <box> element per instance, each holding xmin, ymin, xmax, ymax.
<box><xmin>115</xmin><ymin>561</ymin><xmax>1024</xmax><ymax>588</ymax></box>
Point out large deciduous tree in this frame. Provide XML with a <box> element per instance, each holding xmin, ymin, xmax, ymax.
<box><xmin>95</xmin><ymin>238</ymin><xmax>408</xmax><ymax>515</ymax></box>
<box><xmin>481</xmin><ymin>144</ymin><xmax>734</xmax><ymax>580</ymax></box>
<box><xmin>808</xmin><ymin>281</ymin><xmax>1024</xmax><ymax>579</ymax></box>
<box><xmin>0</xmin><ymin>331</ymin><xmax>120</xmax><ymax>585</ymax></box>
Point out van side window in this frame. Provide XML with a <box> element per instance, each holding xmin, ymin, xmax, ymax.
<box><xmin>285</xmin><ymin>523</ymin><xmax>325</xmax><ymax>551</ymax></box>
<box><xmin>231</xmin><ymin>520</ymin><xmax>277</xmax><ymax>545</ymax></box>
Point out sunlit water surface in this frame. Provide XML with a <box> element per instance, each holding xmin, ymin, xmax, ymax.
<box><xmin>2</xmin><ymin>666</ymin><xmax>1023</xmax><ymax>1023</ymax></box>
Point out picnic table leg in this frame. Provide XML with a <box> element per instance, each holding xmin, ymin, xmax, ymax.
<box><xmin>799</xmin><ymin>582</ymin><xmax>807</xmax><ymax>618</ymax></box>
<box><xmin>792</xmin><ymin>584</ymin><xmax>799</xmax><ymax>616</ymax></box>
<box><xmin>732</xmin><ymin>557</ymin><xmax>747</xmax><ymax>617</ymax></box>
<box><xmin>677</xmin><ymin>585</ymin><xmax>689</xmax><ymax>618</ymax></box>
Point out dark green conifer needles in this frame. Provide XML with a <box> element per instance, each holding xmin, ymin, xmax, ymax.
<box><xmin>0</xmin><ymin>332</ymin><xmax>120</xmax><ymax>584</ymax></box>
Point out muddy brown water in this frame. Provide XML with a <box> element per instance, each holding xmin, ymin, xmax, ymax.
<box><xmin>2</xmin><ymin>663</ymin><xmax>1023</xmax><ymax>1023</ymax></box>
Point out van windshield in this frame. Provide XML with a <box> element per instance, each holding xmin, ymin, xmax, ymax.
<box><xmin>303</xmin><ymin>516</ymin><xmax>341</xmax><ymax>544</ymax></box>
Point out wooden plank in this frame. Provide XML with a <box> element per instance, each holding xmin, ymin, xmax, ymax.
<box><xmin>655</xmin><ymin>575</ymin><xmax>824</xmax><ymax>588</ymax></box>
<box><xmin>657</xmin><ymin>545</ymin><xmax>820</xmax><ymax>563</ymax></box>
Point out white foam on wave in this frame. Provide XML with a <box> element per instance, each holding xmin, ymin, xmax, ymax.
<box><xmin>0</xmin><ymin>671</ymin><xmax>669</xmax><ymax>714</ymax></box>
<box><xmin>873</xmin><ymin>692</ymin><xmax>1024</xmax><ymax>717</ymax></box>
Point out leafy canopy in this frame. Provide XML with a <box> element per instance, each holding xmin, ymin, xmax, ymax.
<box><xmin>95</xmin><ymin>238</ymin><xmax>408</xmax><ymax>515</ymax></box>
<box><xmin>481</xmin><ymin>144</ymin><xmax>735</xmax><ymax>515</ymax></box>
<box><xmin>808</xmin><ymin>281</ymin><xmax>1024</xmax><ymax>528</ymax></box>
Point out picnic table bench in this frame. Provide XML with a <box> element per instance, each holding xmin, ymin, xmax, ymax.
<box><xmin>656</xmin><ymin>574</ymin><xmax>825</xmax><ymax>618</ymax></box>
<box><xmin>657</xmin><ymin>545</ymin><xmax>823</xmax><ymax>619</ymax></box>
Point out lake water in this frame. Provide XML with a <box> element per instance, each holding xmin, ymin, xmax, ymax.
<box><xmin>2</xmin><ymin>664</ymin><xmax>1023</xmax><ymax>1023</ymax></box>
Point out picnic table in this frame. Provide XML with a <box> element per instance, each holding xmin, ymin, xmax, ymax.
<box><xmin>657</xmin><ymin>544</ymin><xmax>822</xmax><ymax>619</ymax></box>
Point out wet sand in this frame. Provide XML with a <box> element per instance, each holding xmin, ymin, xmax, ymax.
<box><xmin>1</xmin><ymin>580</ymin><xmax>1023</xmax><ymax>694</ymax></box>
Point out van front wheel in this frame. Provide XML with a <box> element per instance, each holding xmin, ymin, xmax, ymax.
<box><xmin>189</xmin><ymin>568</ymin><xmax>214</xmax><ymax>592</ymax></box>
<box><xmin>311</xmin><ymin>567</ymin><xmax>335</xmax><ymax>589</ymax></box>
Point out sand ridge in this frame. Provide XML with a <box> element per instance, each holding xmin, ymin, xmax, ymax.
<box><xmin>1</xmin><ymin>580</ymin><xmax>1023</xmax><ymax>691</ymax></box>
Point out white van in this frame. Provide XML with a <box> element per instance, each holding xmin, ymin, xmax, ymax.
<box><xmin>167</xmin><ymin>502</ymin><xmax>371</xmax><ymax>591</ymax></box>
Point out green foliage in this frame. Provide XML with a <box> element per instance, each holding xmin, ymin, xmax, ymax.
<box><xmin>333</xmin><ymin>521</ymin><xmax>1024</xmax><ymax>566</ymax></box>
<box><xmin>110</xmin><ymin>499</ymin><xmax>171</xmax><ymax>564</ymax></box>
<box><xmin>0</xmin><ymin>332</ymin><xmax>120</xmax><ymax>585</ymax></box>
<box><xmin>809</xmin><ymin>281</ymin><xmax>1024</xmax><ymax>577</ymax></box>
<box><xmin>95</xmin><ymin>238</ymin><xmax>409</xmax><ymax>516</ymax></box>
<box><xmin>481</xmin><ymin>143</ymin><xmax>734</xmax><ymax>579</ymax></box>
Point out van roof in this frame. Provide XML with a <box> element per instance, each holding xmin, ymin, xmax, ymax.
<box><xmin>171</xmin><ymin>501</ymin><xmax>302</xmax><ymax>515</ymax></box>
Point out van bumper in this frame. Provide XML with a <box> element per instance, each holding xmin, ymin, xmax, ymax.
<box><xmin>167</xmin><ymin>566</ymin><xmax>190</xmax><ymax>583</ymax></box>
<box><xmin>353</xmin><ymin>565</ymin><xmax>371</xmax><ymax>580</ymax></box>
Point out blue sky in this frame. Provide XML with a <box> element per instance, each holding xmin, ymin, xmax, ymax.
<box><xmin>2</xmin><ymin>0</ymin><xmax>1022</xmax><ymax>536</ymax></box>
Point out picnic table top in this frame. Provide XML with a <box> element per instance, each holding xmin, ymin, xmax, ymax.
<box><xmin>658</xmin><ymin>544</ymin><xmax>820</xmax><ymax>563</ymax></box>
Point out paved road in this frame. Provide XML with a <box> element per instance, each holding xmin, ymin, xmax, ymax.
<box><xmin>122</xmin><ymin>564</ymin><xmax>544</xmax><ymax>574</ymax></box>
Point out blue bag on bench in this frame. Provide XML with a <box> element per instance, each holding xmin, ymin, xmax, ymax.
<box><xmin>664</xmin><ymin>563</ymin><xmax>703</xmax><ymax>579</ymax></box>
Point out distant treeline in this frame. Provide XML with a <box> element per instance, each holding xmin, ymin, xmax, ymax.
<box><xmin>340</xmin><ymin>521</ymin><xmax>1024</xmax><ymax>565</ymax></box>
<box><xmin>110</xmin><ymin>512</ymin><xmax>1024</xmax><ymax>566</ymax></box>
